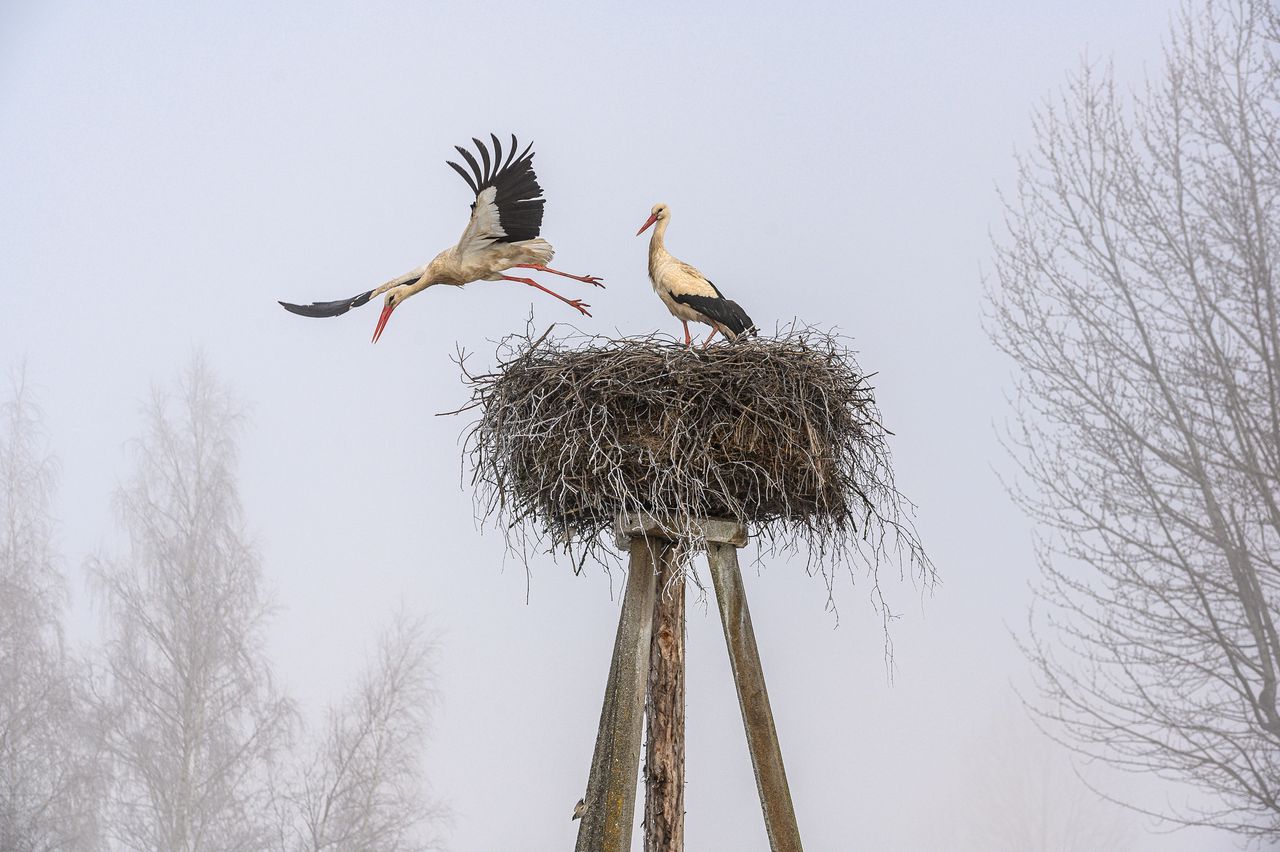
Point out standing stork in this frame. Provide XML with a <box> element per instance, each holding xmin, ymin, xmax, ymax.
<box><xmin>637</xmin><ymin>203</ymin><xmax>755</xmax><ymax>347</ymax></box>
<box><xmin>280</xmin><ymin>134</ymin><xmax>603</xmax><ymax>342</ymax></box>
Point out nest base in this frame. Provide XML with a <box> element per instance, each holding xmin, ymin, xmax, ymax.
<box><xmin>613</xmin><ymin>512</ymin><xmax>747</xmax><ymax>550</ymax></box>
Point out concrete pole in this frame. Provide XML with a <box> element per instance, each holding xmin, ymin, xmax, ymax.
<box><xmin>575</xmin><ymin>536</ymin><xmax>659</xmax><ymax>852</ymax></box>
<box><xmin>707</xmin><ymin>541</ymin><xmax>804</xmax><ymax>852</ymax></box>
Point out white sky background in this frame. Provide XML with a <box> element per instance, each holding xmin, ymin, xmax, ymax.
<box><xmin>0</xmin><ymin>1</ymin><xmax>1245</xmax><ymax>849</ymax></box>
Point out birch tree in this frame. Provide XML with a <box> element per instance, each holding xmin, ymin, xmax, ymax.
<box><xmin>0</xmin><ymin>374</ymin><xmax>102</xmax><ymax>851</ymax></box>
<box><xmin>276</xmin><ymin>612</ymin><xmax>444</xmax><ymax>852</ymax></box>
<box><xmin>91</xmin><ymin>358</ymin><xmax>293</xmax><ymax>852</ymax></box>
<box><xmin>988</xmin><ymin>0</ymin><xmax>1280</xmax><ymax>837</ymax></box>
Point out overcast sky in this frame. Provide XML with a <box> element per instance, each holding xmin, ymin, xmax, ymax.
<box><xmin>0</xmin><ymin>1</ymin><xmax>1244</xmax><ymax>849</ymax></box>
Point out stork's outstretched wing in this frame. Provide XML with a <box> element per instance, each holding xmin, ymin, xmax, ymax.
<box><xmin>279</xmin><ymin>266</ymin><xmax>426</xmax><ymax>318</ymax></box>
<box><xmin>279</xmin><ymin>290</ymin><xmax>374</xmax><ymax>318</ymax></box>
<box><xmin>449</xmin><ymin>134</ymin><xmax>545</xmax><ymax>257</ymax></box>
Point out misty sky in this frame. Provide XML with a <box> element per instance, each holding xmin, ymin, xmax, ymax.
<box><xmin>0</xmin><ymin>1</ymin><xmax>1245</xmax><ymax>849</ymax></box>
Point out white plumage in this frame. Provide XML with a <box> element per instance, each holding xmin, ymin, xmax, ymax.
<box><xmin>637</xmin><ymin>203</ymin><xmax>756</xmax><ymax>347</ymax></box>
<box><xmin>280</xmin><ymin>134</ymin><xmax>602</xmax><ymax>342</ymax></box>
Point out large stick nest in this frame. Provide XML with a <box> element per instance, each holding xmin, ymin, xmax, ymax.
<box><xmin>458</xmin><ymin>326</ymin><xmax>932</xmax><ymax>610</ymax></box>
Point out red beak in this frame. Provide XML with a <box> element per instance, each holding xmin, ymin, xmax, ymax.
<box><xmin>636</xmin><ymin>213</ymin><xmax>658</xmax><ymax>236</ymax></box>
<box><xmin>372</xmin><ymin>302</ymin><xmax>396</xmax><ymax>343</ymax></box>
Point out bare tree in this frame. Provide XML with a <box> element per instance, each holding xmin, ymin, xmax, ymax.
<box><xmin>0</xmin><ymin>372</ymin><xmax>103</xmax><ymax>852</ymax></box>
<box><xmin>988</xmin><ymin>0</ymin><xmax>1280</xmax><ymax>838</ymax></box>
<box><xmin>275</xmin><ymin>612</ymin><xmax>444</xmax><ymax>852</ymax></box>
<box><xmin>91</xmin><ymin>357</ymin><xmax>294</xmax><ymax>852</ymax></box>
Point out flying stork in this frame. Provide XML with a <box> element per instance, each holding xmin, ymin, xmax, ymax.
<box><xmin>279</xmin><ymin>134</ymin><xmax>603</xmax><ymax>342</ymax></box>
<box><xmin>637</xmin><ymin>203</ymin><xmax>756</xmax><ymax>347</ymax></box>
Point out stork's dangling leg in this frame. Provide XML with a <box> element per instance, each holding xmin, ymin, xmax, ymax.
<box><xmin>702</xmin><ymin>328</ymin><xmax>719</xmax><ymax>348</ymax></box>
<box><xmin>512</xmin><ymin>264</ymin><xmax>605</xmax><ymax>288</ymax></box>
<box><xmin>499</xmin><ymin>275</ymin><xmax>592</xmax><ymax>317</ymax></box>
<box><xmin>681</xmin><ymin>321</ymin><xmax>692</xmax><ymax>347</ymax></box>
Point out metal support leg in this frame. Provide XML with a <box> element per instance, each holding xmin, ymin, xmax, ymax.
<box><xmin>707</xmin><ymin>542</ymin><xmax>804</xmax><ymax>852</ymax></box>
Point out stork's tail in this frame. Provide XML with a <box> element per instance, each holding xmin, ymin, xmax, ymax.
<box><xmin>715</xmin><ymin>298</ymin><xmax>756</xmax><ymax>340</ymax></box>
<box><xmin>515</xmin><ymin>237</ymin><xmax>555</xmax><ymax>266</ymax></box>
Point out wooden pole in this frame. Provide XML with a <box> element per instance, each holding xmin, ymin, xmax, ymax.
<box><xmin>707</xmin><ymin>541</ymin><xmax>804</xmax><ymax>852</ymax></box>
<box><xmin>576</xmin><ymin>536</ymin><xmax>659</xmax><ymax>852</ymax></box>
<box><xmin>643</xmin><ymin>544</ymin><xmax>685</xmax><ymax>852</ymax></box>
<box><xmin>612</xmin><ymin>513</ymin><xmax>748</xmax><ymax>851</ymax></box>
<box><xmin>578</xmin><ymin>513</ymin><xmax>789</xmax><ymax>850</ymax></box>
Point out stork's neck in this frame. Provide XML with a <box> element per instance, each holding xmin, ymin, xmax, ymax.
<box><xmin>404</xmin><ymin>268</ymin><xmax>436</xmax><ymax>297</ymax></box>
<box><xmin>403</xmin><ymin>257</ymin><xmax>445</xmax><ymax>296</ymax></box>
<box><xmin>372</xmin><ymin>261</ymin><xmax>433</xmax><ymax>298</ymax></box>
<box><xmin>647</xmin><ymin>217</ymin><xmax>671</xmax><ymax>269</ymax></box>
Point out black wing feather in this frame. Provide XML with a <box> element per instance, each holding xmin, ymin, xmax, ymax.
<box><xmin>446</xmin><ymin>159</ymin><xmax>478</xmax><ymax>194</ymax></box>
<box><xmin>670</xmin><ymin>292</ymin><xmax>756</xmax><ymax>338</ymax></box>
<box><xmin>473</xmin><ymin>138</ymin><xmax>491</xmax><ymax>183</ymax></box>
<box><xmin>454</xmin><ymin>145</ymin><xmax>483</xmax><ymax>189</ymax></box>
<box><xmin>490</xmin><ymin>133</ymin><xmax>503</xmax><ymax>173</ymax></box>
<box><xmin>279</xmin><ymin>288</ymin><xmax>375</xmax><ymax>318</ymax></box>
<box><xmin>502</xmin><ymin>133</ymin><xmax>519</xmax><ymax>171</ymax></box>
<box><xmin>447</xmin><ymin>132</ymin><xmax>545</xmax><ymax>243</ymax></box>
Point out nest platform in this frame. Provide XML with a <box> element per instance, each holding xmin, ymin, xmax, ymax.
<box><xmin>462</xmin><ymin>327</ymin><xmax>929</xmax><ymax>587</ymax></box>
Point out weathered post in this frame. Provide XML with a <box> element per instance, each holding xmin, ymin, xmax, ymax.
<box><xmin>643</xmin><ymin>546</ymin><xmax>684</xmax><ymax>852</ymax></box>
<box><xmin>576</xmin><ymin>536</ymin><xmax>660</xmax><ymax>852</ymax></box>
<box><xmin>708</xmin><ymin>541</ymin><xmax>804</xmax><ymax>852</ymax></box>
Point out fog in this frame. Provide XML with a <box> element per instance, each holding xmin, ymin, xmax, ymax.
<box><xmin>0</xmin><ymin>1</ymin><xmax>1251</xmax><ymax>849</ymax></box>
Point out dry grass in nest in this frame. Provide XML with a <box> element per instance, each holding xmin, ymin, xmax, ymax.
<box><xmin>455</xmin><ymin>325</ymin><xmax>932</xmax><ymax>616</ymax></box>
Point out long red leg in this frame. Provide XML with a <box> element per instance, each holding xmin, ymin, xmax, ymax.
<box><xmin>702</xmin><ymin>327</ymin><xmax>719</xmax><ymax>348</ymax></box>
<box><xmin>512</xmin><ymin>264</ymin><xmax>605</xmax><ymax>288</ymax></box>
<box><xmin>499</xmin><ymin>275</ymin><xmax>592</xmax><ymax>316</ymax></box>
<box><xmin>682</xmin><ymin>321</ymin><xmax>692</xmax><ymax>346</ymax></box>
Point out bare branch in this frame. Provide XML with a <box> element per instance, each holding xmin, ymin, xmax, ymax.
<box><xmin>988</xmin><ymin>0</ymin><xmax>1280</xmax><ymax>837</ymax></box>
<box><xmin>277</xmin><ymin>612</ymin><xmax>445</xmax><ymax>852</ymax></box>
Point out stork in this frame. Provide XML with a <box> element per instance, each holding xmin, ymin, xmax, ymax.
<box><xmin>280</xmin><ymin>134</ymin><xmax>603</xmax><ymax>342</ymax></box>
<box><xmin>636</xmin><ymin>203</ymin><xmax>755</xmax><ymax>347</ymax></box>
